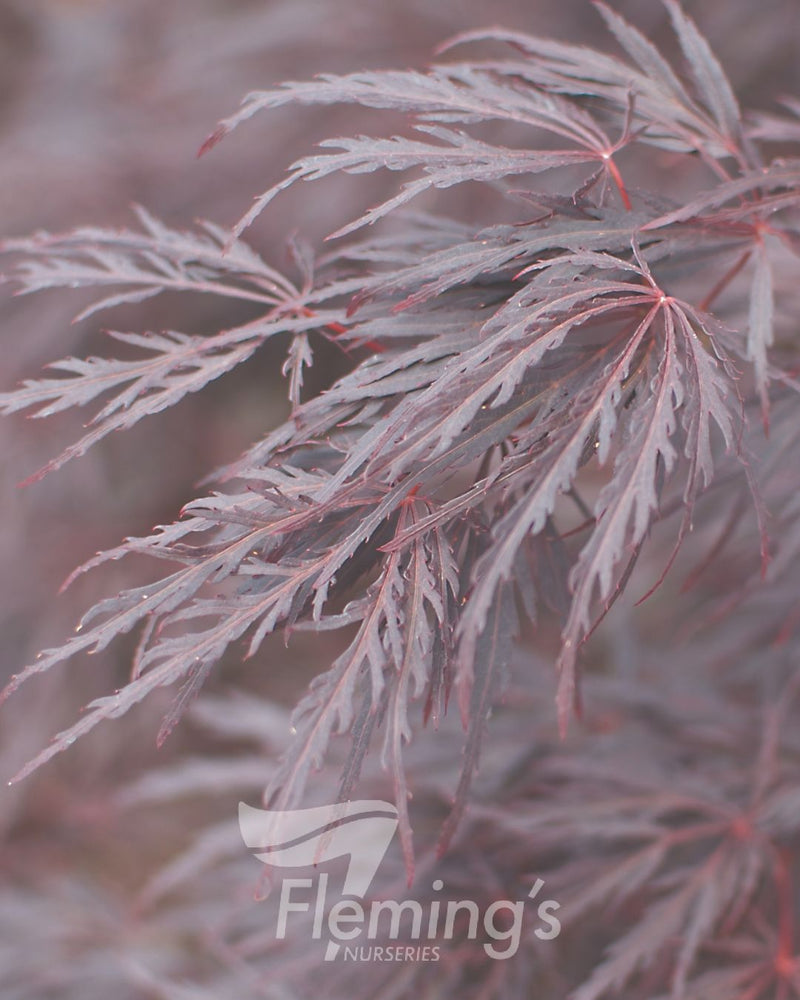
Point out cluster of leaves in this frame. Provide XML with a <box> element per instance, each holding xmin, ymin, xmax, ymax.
<box><xmin>104</xmin><ymin>632</ymin><xmax>800</xmax><ymax>1000</ymax></box>
<box><xmin>3</xmin><ymin>2</ymin><xmax>800</xmax><ymax>995</ymax></box>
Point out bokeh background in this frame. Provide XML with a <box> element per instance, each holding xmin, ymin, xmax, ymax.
<box><xmin>1</xmin><ymin>1</ymin><xmax>798</xmax><ymax>996</ymax></box>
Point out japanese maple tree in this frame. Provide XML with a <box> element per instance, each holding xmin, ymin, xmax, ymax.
<box><xmin>2</xmin><ymin>3</ymin><xmax>800</xmax><ymax>997</ymax></box>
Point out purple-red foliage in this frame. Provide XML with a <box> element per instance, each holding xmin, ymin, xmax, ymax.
<box><xmin>2</xmin><ymin>3</ymin><xmax>800</xmax><ymax>997</ymax></box>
